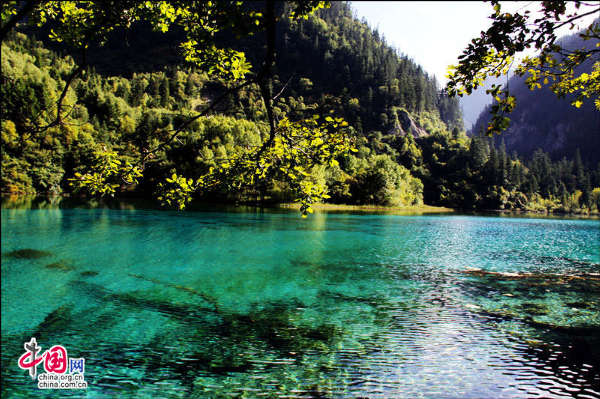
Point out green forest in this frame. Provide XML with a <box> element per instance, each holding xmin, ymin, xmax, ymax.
<box><xmin>2</xmin><ymin>2</ymin><xmax>599</xmax><ymax>214</ymax></box>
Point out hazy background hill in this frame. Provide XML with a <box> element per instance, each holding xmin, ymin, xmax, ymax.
<box><xmin>470</xmin><ymin>23</ymin><xmax>600</xmax><ymax>166</ymax></box>
<box><xmin>459</xmin><ymin>75</ymin><xmax>506</xmax><ymax>130</ymax></box>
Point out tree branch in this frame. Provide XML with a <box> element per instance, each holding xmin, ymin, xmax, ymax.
<box><xmin>21</xmin><ymin>48</ymin><xmax>86</xmax><ymax>135</ymax></box>
<box><xmin>551</xmin><ymin>7</ymin><xmax>600</xmax><ymax>32</ymax></box>
<box><xmin>0</xmin><ymin>0</ymin><xmax>41</xmax><ymax>43</ymax></box>
<box><xmin>125</xmin><ymin>0</ymin><xmax>280</xmax><ymax>178</ymax></box>
<box><xmin>255</xmin><ymin>0</ymin><xmax>277</xmax><ymax>159</ymax></box>
<box><xmin>272</xmin><ymin>74</ymin><xmax>294</xmax><ymax>102</ymax></box>
<box><xmin>55</xmin><ymin>62</ymin><xmax>85</xmax><ymax>125</ymax></box>
<box><xmin>141</xmin><ymin>78</ymin><xmax>256</xmax><ymax>163</ymax></box>
<box><xmin>121</xmin><ymin>0</ymin><xmax>281</xmax><ymax>179</ymax></box>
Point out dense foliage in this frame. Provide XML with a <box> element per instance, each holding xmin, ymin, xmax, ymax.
<box><xmin>2</xmin><ymin>0</ymin><xmax>358</xmax><ymax>215</ymax></box>
<box><xmin>340</xmin><ymin>122</ymin><xmax>599</xmax><ymax>213</ymax></box>
<box><xmin>264</xmin><ymin>2</ymin><xmax>463</xmax><ymax>133</ymax></box>
<box><xmin>1</xmin><ymin>3</ymin><xmax>599</xmax><ymax>215</ymax></box>
<box><xmin>32</xmin><ymin>2</ymin><xmax>463</xmax><ymax>134</ymax></box>
<box><xmin>1</xmin><ymin>32</ymin><xmax>423</xmax><ymax>209</ymax></box>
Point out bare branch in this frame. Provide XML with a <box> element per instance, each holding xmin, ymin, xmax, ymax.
<box><xmin>255</xmin><ymin>0</ymin><xmax>277</xmax><ymax>159</ymax></box>
<box><xmin>272</xmin><ymin>74</ymin><xmax>295</xmax><ymax>102</ymax></box>
<box><xmin>551</xmin><ymin>7</ymin><xmax>600</xmax><ymax>32</ymax></box>
<box><xmin>55</xmin><ymin>64</ymin><xmax>85</xmax><ymax>125</ymax></box>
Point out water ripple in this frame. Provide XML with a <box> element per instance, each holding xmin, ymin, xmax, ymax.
<box><xmin>1</xmin><ymin>209</ymin><xmax>599</xmax><ymax>398</ymax></box>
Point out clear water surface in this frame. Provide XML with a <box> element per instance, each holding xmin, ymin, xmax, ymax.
<box><xmin>1</xmin><ymin>205</ymin><xmax>599</xmax><ymax>398</ymax></box>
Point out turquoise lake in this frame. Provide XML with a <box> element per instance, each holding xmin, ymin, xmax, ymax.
<box><xmin>1</xmin><ymin>205</ymin><xmax>599</xmax><ymax>398</ymax></box>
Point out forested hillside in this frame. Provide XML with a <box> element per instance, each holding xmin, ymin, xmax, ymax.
<box><xmin>2</xmin><ymin>2</ymin><xmax>599</xmax><ymax>214</ymax></box>
<box><xmin>471</xmin><ymin>22</ymin><xmax>600</xmax><ymax>166</ymax></box>
<box><xmin>33</xmin><ymin>2</ymin><xmax>463</xmax><ymax>135</ymax></box>
<box><xmin>1</xmin><ymin>30</ymin><xmax>426</xmax><ymax>207</ymax></box>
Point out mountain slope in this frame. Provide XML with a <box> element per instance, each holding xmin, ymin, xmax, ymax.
<box><xmin>29</xmin><ymin>2</ymin><xmax>462</xmax><ymax>137</ymax></box>
<box><xmin>470</xmin><ymin>25</ymin><xmax>600</xmax><ymax>166</ymax></box>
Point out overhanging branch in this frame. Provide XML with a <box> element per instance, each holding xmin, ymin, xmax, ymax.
<box><xmin>0</xmin><ymin>0</ymin><xmax>42</xmax><ymax>43</ymax></box>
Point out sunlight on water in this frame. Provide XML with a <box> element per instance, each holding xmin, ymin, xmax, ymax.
<box><xmin>1</xmin><ymin>206</ymin><xmax>599</xmax><ymax>398</ymax></box>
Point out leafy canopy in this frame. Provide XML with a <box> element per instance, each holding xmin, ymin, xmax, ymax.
<box><xmin>1</xmin><ymin>1</ymin><xmax>360</xmax><ymax>215</ymax></box>
<box><xmin>446</xmin><ymin>0</ymin><xmax>600</xmax><ymax>135</ymax></box>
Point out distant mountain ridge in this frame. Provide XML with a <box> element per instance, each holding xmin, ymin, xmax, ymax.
<box><xmin>460</xmin><ymin>75</ymin><xmax>506</xmax><ymax>129</ymax></box>
<box><xmin>470</xmin><ymin>22</ymin><xmax>600</xmax><ymax>166</ymax></box>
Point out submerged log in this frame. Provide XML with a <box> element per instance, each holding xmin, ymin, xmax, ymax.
<box><xmin>461</xmin><ymin>267</ymin><xmax>600</xmax><ymax>334</ymax></box>
<box><xmin>466</xmin><ymin>304</ymin><xmax>600</xmax><ymax>336</ymax></box>
<box><xmin>127</xmin><ymin>273</ymin><xmax>221</xmax><ymax>313</ymax></box>
<box><xmin>44</xmin><ymin>260</ymin><xmax>75</xmax><ymax>271</ymax></box>
<box><xmin>3</xmin><ymin>248</ymin><xmax>53</xmax><ymax>259</ymax></box>
<box><xmin>32</xmin><ymin>306</ymin><xmax>73</xmax><ymax>339</ymax></box>
<box><xmin>70</xmin><ymin>279</ymin><xmax>341</xmax><ymax>355</ymax></box>
<box><xmin>461</xmin><ymin>268</ymin><xmax>600</xmax><ymax>282</ymax></box>
<box><xmin>69</xmin><ymin>280</ymin><xmax>217</xmax><ymax>322</ymax></box>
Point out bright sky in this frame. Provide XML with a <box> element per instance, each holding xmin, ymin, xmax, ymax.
<box><xmin>351</xmin><ymin>1</ymin><xmax>598</xmax><ymax>85</ymax></box>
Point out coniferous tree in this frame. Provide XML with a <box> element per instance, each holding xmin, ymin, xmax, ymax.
<box><xmin>160</xmin><ymin>77</ymin><xmax>170</xmax><ymax>107</ymax></box>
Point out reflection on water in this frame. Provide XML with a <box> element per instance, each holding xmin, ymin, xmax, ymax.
<box><xmin>1</xmin><ymin>206</ymin><xmax>599</xmax><ymax>398</ymax></box>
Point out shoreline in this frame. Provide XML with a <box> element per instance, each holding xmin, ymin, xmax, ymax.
<box><xmin>2</xmin><ymin>195</ymin><xmax>599</xmax><ymax>219</ymax></box>
<box><xmin>277</xmin><ymin>202</ymin><xmax>455</xmax><ymax>214</ymax></box>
